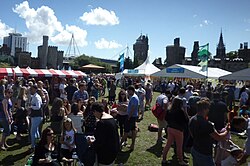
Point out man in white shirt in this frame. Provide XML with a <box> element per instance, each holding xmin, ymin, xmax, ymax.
<box><xmin>59</xmin><ymin>78</ymin><xmax>67</xmax><ymax>99</ymax></box>
<box><xmin>29</xmin><ymin>84</ymin><xmax>43</xmax><ymax>151</ymax></box>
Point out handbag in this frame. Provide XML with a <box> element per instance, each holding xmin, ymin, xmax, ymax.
<box><xmin>151</xmin><ymin>103</ymin><xmax>166</xmax><ymax>121</ymax></box>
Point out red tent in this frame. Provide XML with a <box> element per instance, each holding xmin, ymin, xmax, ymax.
<box><xmin>8</xmin><ymin>67</ymin><xmax>87</xmax><ymax>78</ymax></box>
<box><xmin>0</xmin><ymin>68</ymin><xmax>13</xmax><ymax>79</ymax></box>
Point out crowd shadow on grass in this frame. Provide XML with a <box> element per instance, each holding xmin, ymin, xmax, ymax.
<box><xmin>6</xmin><ymin>135</ymin><xmax>30</xmax><ymax>151</ymax></box>
<box><xmin>115</xmin><ymin>149</ymin><xmax>132</xmax><ymax>165</ymax></box>
<box><xmin>0</xmin><ymin>149</ymin><xmax>31</xmax><ymax>166</ymax></box>
<box><xmin>0</xmin><ymin>135</ymin><xmax>32</xmax><ymax>165</ymax></box>
<box><xmin>146</xmin><ymin>142</ymin><xmax>163</xmax><ymax>158</ymax></box>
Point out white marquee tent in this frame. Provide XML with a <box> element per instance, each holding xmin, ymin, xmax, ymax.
<box><xmin>115</xmin><ymin>56</ymin><xmax>160</xmax><ymax>79</ymax></box>
<box><xmin>152</xmin><ymin>64</ymin><xmax>231</xmax><ymax>79</ymax></box>
<box><xmin>219</xmin><ymin>68</ymin><xmax>250</xmax><ymax>81</ymax></box>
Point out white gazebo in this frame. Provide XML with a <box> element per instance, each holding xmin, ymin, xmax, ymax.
<box><xmin>152</xmin><ymin>64</ymin><xmax>231</xmax><ymax>79</ymax></box>
<box><xmin>122</xmin><ymin>56</ymin><xmax>160</xmax><ymax>76</ymax></box>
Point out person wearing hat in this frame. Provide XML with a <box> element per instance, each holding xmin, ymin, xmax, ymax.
<box><xmin>91</xmin><ymin>102</ymin><xmax>120</xmax><ymax>165</ymax></box>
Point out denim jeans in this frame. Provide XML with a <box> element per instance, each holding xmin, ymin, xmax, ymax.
<box><xmin>191</xmin><ymin>147</ymin><xmax>215</xmax><ymax>166</ymax></box>
<box><xmin>30</xmin><ymin>117</ymin><xmax>43</xmax><ymax>148</ymax></box>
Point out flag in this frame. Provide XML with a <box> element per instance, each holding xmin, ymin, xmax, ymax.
<box><xmin>119</xmin><ymin>53</ymin><xmax>124</xmax><ymax>72</ymax></box>
<box><xmin>198</xmin><ymin>43</ymin><xmax>209</xmax><ymax>72</ymax></box>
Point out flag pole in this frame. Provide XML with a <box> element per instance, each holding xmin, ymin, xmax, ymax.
<box><xmin>206</xmin><ymin>43</ymin><xmax>209</xmax><ymax>86</ymax></box>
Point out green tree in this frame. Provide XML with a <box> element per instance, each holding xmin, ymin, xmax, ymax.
<box><xmin>70</xmin><ymin>54</ymin><xmax>112</xmax><ymax>73</ymax></box>
<box><xmin>226</xmin><ymin>51</ymin><xmax>238</xmax><ymax>59</ymax></box>
<box><xmin>0</xmin><ymin>62</ymin><xmax>12</xmax><ymax>68</ymax></box>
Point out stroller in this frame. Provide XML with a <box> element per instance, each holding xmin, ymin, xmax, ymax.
<box><xmin>215</xmin><ymin>139</ymin><xmax>243</xmax><ymax>166</ymax></box>
<box><xmin>74</xmin><ymin>133</ymin><xmax>96</xmax><ymax>166</ymax></box>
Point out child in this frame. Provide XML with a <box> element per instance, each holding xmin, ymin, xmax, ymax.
<box><xmin>60</xmin><ymin>118</ymin><xmax>76</xmax><ymax>166</ymax></box>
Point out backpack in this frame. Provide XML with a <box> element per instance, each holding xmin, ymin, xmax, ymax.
<box><xmin>151</xmin><ymin>103</ymin><xmax>166</xmax><ymax>121</ymax></box>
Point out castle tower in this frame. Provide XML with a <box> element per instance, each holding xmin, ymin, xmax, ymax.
<box><xmin>38</xmin><ymin>36</ymin><xmax>49</xmax><ymax>68</ymax></box>
<box><xmin>191</xmin><ymin>41</ymin><xmax>199</xmax><ymax>65</ymax></box>
<box><xmin>133</xmin><ymin>34</ymin><xmax>149</xmax><ymax>67</ymax></box>
<box><xmin>166</xmin><ymin>38</ymin><xmax>186</xmax><ymax>67</ymax></box>
<box><xmin>215</xmin><ymin>30</ymin><xmax>226</xmax><ymax>59</ymax></box>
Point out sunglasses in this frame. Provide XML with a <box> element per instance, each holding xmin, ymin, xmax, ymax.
<box><xmin>121</xmin><ymin>94</ymin><xmax>126</xmax><ymax>95</ymax></box>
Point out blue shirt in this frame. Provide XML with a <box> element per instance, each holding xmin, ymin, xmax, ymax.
<box><xmin>127</xmin><ymin>94</ymin><xmax>139</xmax><ymax>117</ymax></box>
<box><xmin>72</xmin><ymin>90</ymin><xmax>89</xmax><ymax>102</ymax></box>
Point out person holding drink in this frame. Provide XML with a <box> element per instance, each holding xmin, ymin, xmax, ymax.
<box><xmin>32</xmin><ymin>127</ymin><xmax>60</xmax><ymax>166</ymax></box>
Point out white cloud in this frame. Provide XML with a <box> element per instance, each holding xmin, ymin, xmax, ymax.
<box><xmin>12</xmin><ymin>1</ymin><xmax>88</xmax><ymax>47</ymax></box>
<box><xmin>246</xmin><ymin>29</ymin><xmax>250</xmax><ymax>32</ymax></box>
<box><xmin>13</xmin><ymin>1</ymin><xmax>63</xmax><ymax>43</ymax></box>
<box><xmin>193</xmin><ymin>14</ymin><xmax>197</xmax><ymax>18</ymax></box>
<box><xmin>0</xmin><ymin>20</ymin><xmax>14</xmax><ymax>38</ymax></box>
<box><xmin>51</xmin><ymin>25</ymin><xmax>87</xmax><ymax>47</ymax></box>
<box><xmin>80</xmin><ymin>7</ymin><xmax>119</xmax><ymax>25</ymax></box>
<box><xmin>95</xmin><ymin>38</ymin><xmax>122</xmax><ymax>49</ymax></box>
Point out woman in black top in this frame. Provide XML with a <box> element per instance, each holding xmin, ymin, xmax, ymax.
<box><xmin>15</xmin><ymin>86</ymin><xmax>28</xmax><ymax>140</ymax></box>
<box><xmin>50</xmin><ymin>98</ymin><xmax>66</xmax><ymax>136</ymax></box>
<box><xmin>162</xmin><ymin>97</ymin><xmax>189</xmax><ymax>166</ymax></box>
<box><xmin>92</xmin><ymin>102</ymin><xmax>120</xmax><ymax>165</ymax></box>
<box><xmin>83</xmin><ymin>97</ymin><xmax>96</xmax><ymax>135</ymax></box>
<box><xmin>32</xmin><ymin>127</ymin><xmax>60</xmax><ymax>166</ymax></box>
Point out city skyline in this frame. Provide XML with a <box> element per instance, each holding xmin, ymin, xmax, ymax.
<box><xmin>0</xmin><ymin>0</ymin><xmax>250</xmax><ymax>63</ymax></box>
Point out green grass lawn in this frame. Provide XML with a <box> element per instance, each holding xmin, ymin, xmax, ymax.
<box><xmin>0</xmin><ymin>89</ymin><xmax>249</xmax><ymax>165</ymax></box>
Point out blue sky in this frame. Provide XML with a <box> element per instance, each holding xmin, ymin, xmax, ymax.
<box><xmin>1</xmin><ymin>0</ymin><xmax>250</xmax><ymax>63</ymax></box>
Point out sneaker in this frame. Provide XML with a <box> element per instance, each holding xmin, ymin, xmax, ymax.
<box><xmin>183</xmin><ymin>153</ymin><xmax>190</xmax><ymax>159</ymax></box>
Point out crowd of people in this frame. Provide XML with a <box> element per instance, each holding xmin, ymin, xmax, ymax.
<box><xmin>0</xmin><ymin>75</ymin><xmax>250</xmax><ymax>166</ymax></box>
<box><xmin>154</xmin><ymin>80</ymin><xmax>250</xmax><ymax>166</ymax></box>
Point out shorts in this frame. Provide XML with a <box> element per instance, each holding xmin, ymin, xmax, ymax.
<box><xmin>157</xmin><ymin>119</ymin><xmax>167</xmax><ymax>130</ymax></box>
<box><xmin>124</xmin><ymin>117</ymin><xmax>137</xmax><ymax>133</ymax></box>
<box><xmin>0</xmin><ymin>118</ymin><xmax>11</xmax><ymax>136</ymax></box>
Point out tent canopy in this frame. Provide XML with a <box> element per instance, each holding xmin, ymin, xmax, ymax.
<box><xmin>81</xmin><ymin>64</ymin><xmax>105</xmax><ymax>69</ymax></box>
<box><xmin>122</xmin><ymin>56</ymin><xmax>160</xmax><ymax>76</ymax></box>
<box><xmin>3</xmin><ymin>67</ymin><xmax>87</xmax><ymax>78</ymax></box>
<box><xmin>219</xmin><ymin>68</ymin><xmax>250</xmax><ymax>81</ymax></box>
<box><xmin>152</xmin><ymin>64</ymin><xmax>231</xmax><ymax>79</ymax></box>
<box><xmin>0</xmin><ymin>68</ymin><xmax>13</xmax><ymax>78</ymax></box>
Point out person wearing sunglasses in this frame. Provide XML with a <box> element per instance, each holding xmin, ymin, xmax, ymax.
<box><xmin>0</xmin><ymin>89</ymin><xmax>13</xmax><ymax>150</ymax></box>
<box><xmin>32</xmin><ymin>127</ymin><xmax>60</xmax><ymax>166</ymax></box>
